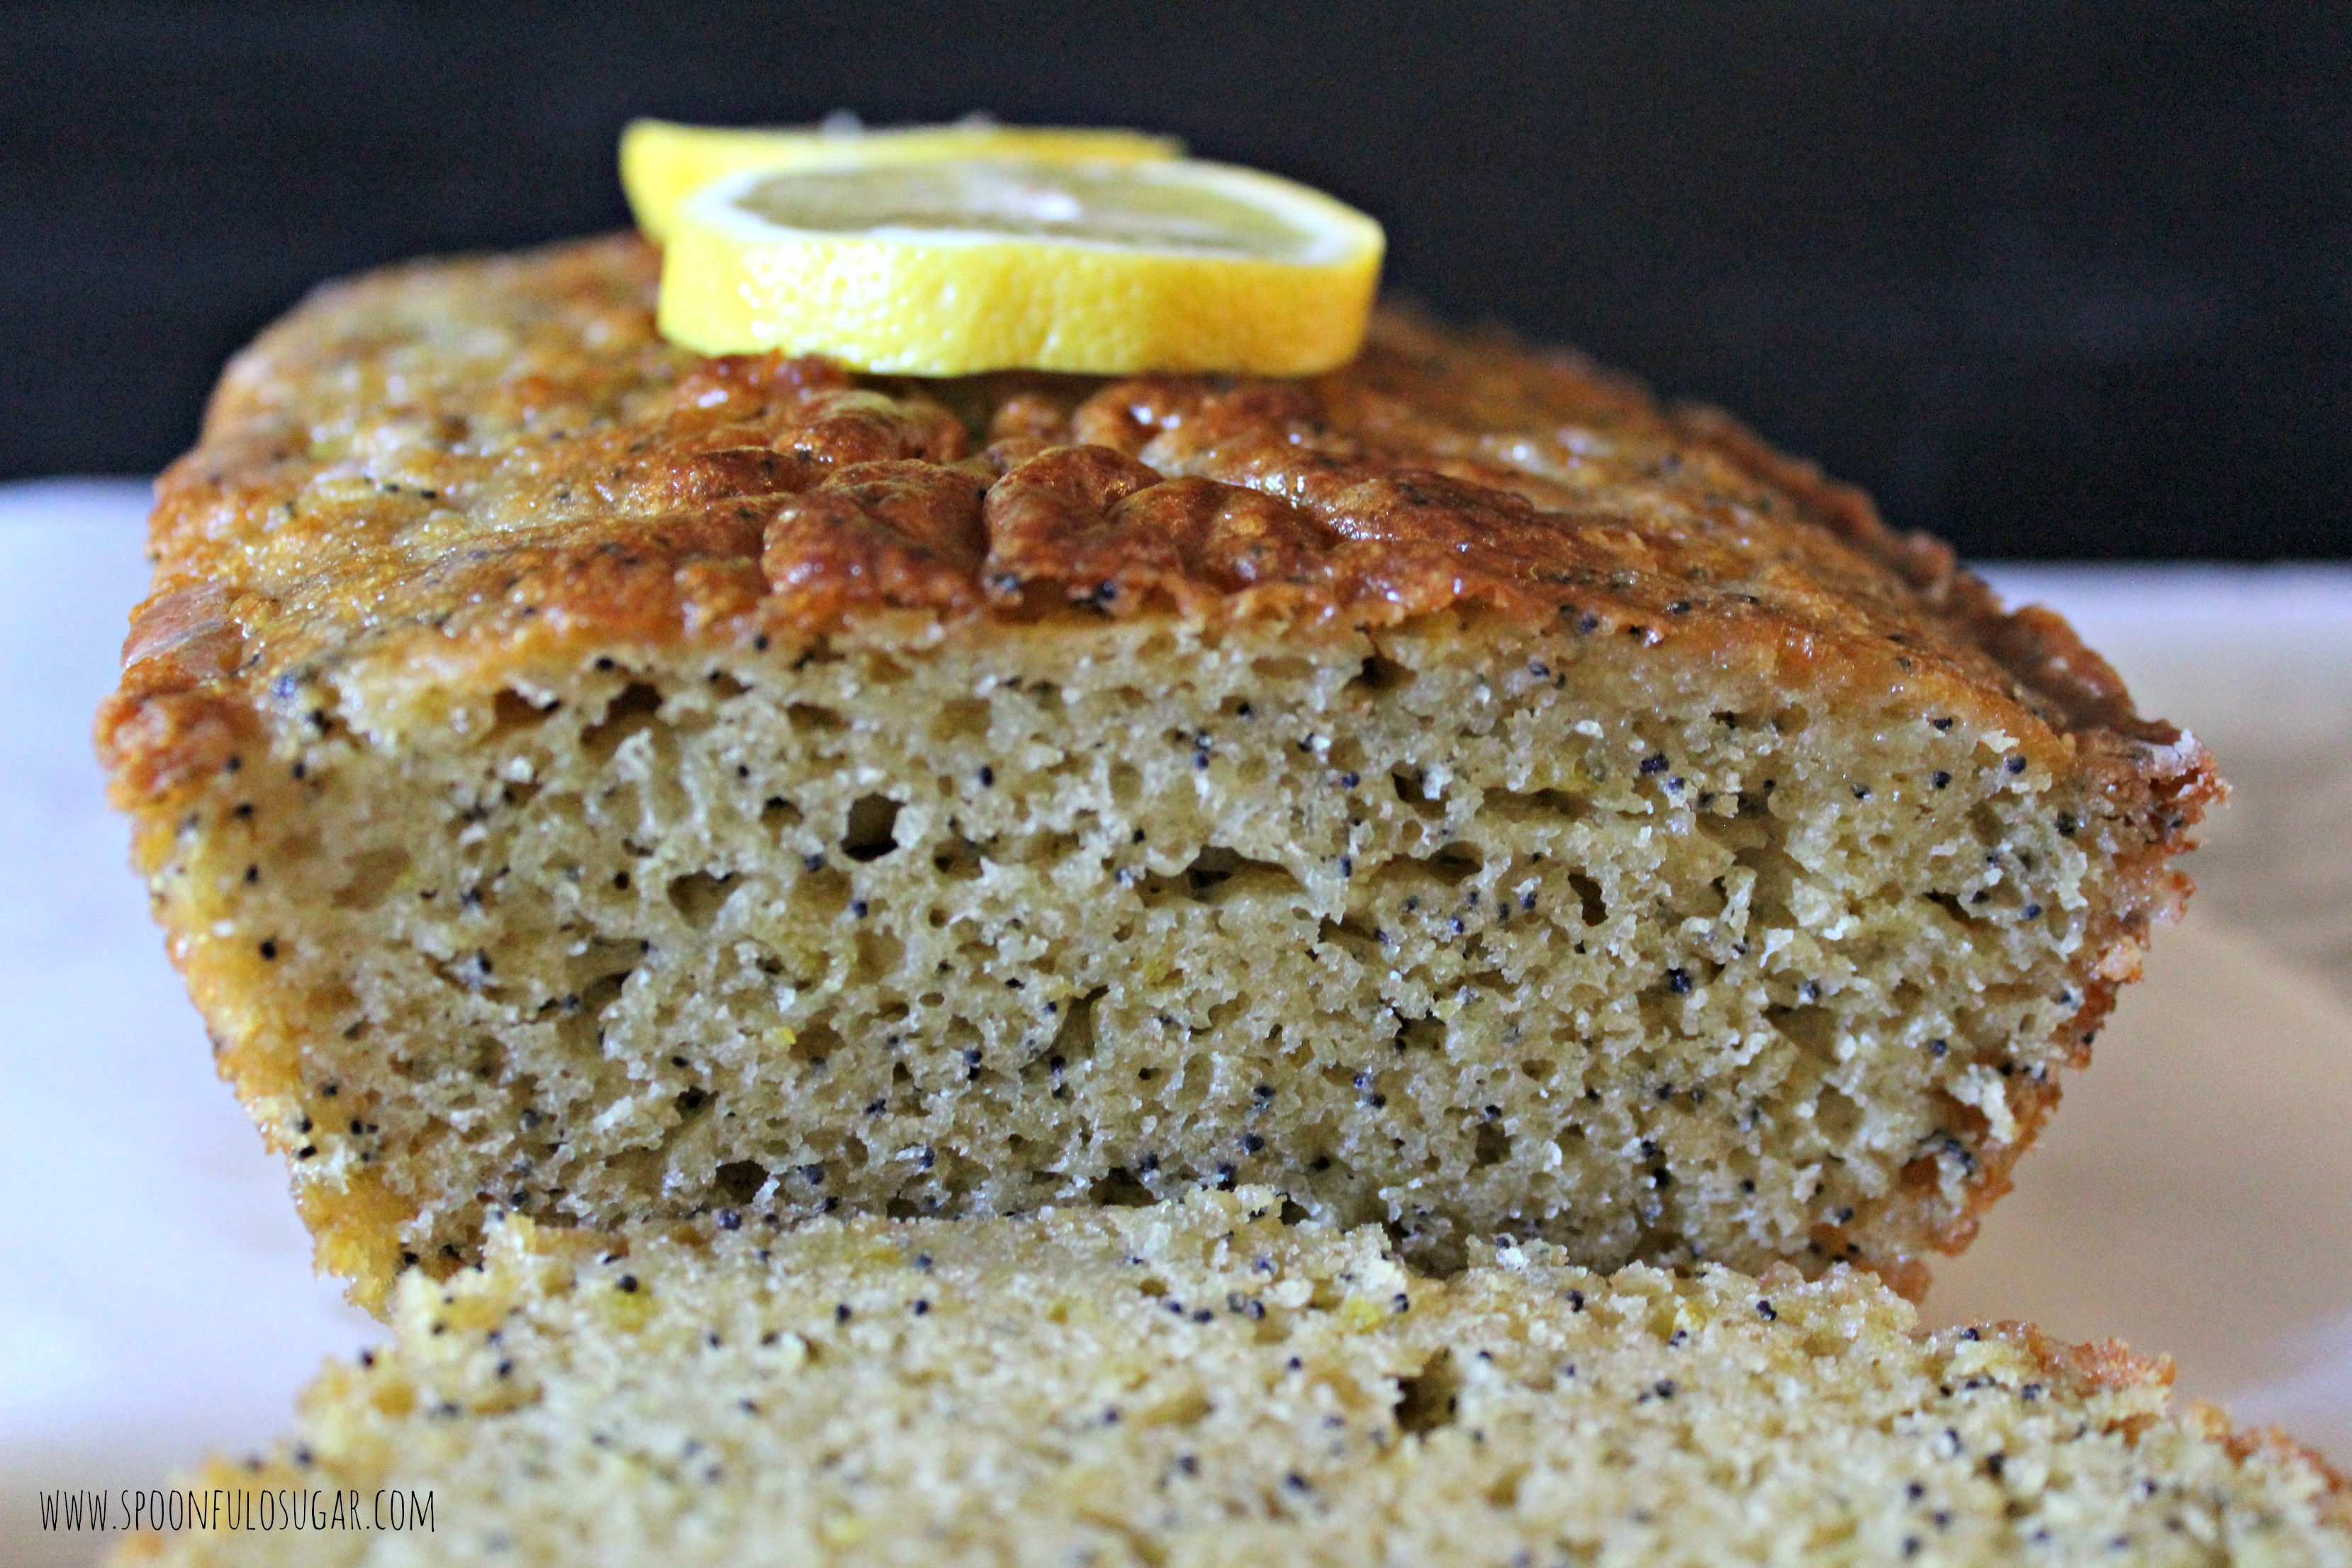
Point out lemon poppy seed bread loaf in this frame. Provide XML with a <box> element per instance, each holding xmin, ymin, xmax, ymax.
<box><xmin>99</xmin><ymin>235</ymin><xmax>2216</xmax><ymax>1309</ymax></box>
<box><xmin>118</xmin><ymin>1191</ymin><xmax>2346</xmax><ymax>1567</ymax></box>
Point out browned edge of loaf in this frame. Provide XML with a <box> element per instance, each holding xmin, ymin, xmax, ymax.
<box><xmin>2015</xmin><ymin>1324</ymin><xmax>2351</xmax><ymax>1512</ymax></box>
<box><xmin>93</xmin><ymin>234</ymin><xmax>2223</xmax><ymax>1304</ymax></box>
<box><xmin>1662</xmin><ymin>400</ymin><xmax>2223</xmax><ymax>1274</ymax></box>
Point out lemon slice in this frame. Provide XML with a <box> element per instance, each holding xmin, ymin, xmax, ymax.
<box><xmin>656</xmin><ymin>156</ymin><xmax>1386</xmax><ymax>376</ymax></box>
<box><xmin>622</xmin><ymin>118</ymin><xmax>1182</xmax><ymax>245</ymax></box>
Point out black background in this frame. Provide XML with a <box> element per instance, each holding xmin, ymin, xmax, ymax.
<box><xmin>4</xmin><ymin>1</ymin><xmax>2346</xmax><ymax>558</ymax></box>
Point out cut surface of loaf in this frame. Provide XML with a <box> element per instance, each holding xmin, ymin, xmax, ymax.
<box><xmin>123</xmin><ymin>1192</ymin><xmax>2348</xmax><ymax>1567</ymax></box>
<box><xmin>99</xmin><ymin>235</ymin><xmax>2217</xmax><ymax>1308</ymax></box>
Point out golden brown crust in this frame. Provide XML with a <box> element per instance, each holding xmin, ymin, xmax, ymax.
<box><xmin>1969</xmin><ymin>1328</ymin><xmax>2351</xmax><ymax>1505</ymax></box>
<box><xmin>2210</xmin><ymin>1412</ymin><xmax>2352</xmax><ymax>1505</ymax></box>
<box><xmin>97</xmin><ymin>234</ymin><xmax>2220</xmax><ymax>1296</ymax></box>
<box><xmin>94</xmin><ymin>240</ymin><xmax>2169</xmax><ymax>790</ymax></box>
<box><xmin>101</xmin><ymin>232</ymin><xmax>2209</xmax><ymax>816</ymax></box>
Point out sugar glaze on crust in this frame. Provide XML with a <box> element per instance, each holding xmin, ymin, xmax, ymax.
<box><xmin>98</xmin><ymin>235</ymin><xmax>2219</xmax><ymax>1288</ymax></box>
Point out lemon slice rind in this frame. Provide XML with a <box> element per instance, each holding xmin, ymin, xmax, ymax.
<box><xmin>622</xmin><ymin>118</ymin><xmax>1182</xmax><ymax>244</ymax></box>
<box><xmin>656</xmin><ymin>158</ymin><xmax>1384</xmax><ymax>377</ymax></box>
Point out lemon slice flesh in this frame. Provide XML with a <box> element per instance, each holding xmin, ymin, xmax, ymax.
<box><xmin>656</xmin><ymin>156</ymin><xmax>1385</xmax><ymax>376</ymax></box>
<box><xmin>622</xmin><ymin>118</ymin><xmax>1182</xmax><ymax>245</ymax></box>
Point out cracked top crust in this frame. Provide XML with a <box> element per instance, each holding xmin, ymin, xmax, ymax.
<box><xmin>102</xmin><ymin>233</ymin><xmax>2206</xmax><ymax>822</ymax></box>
